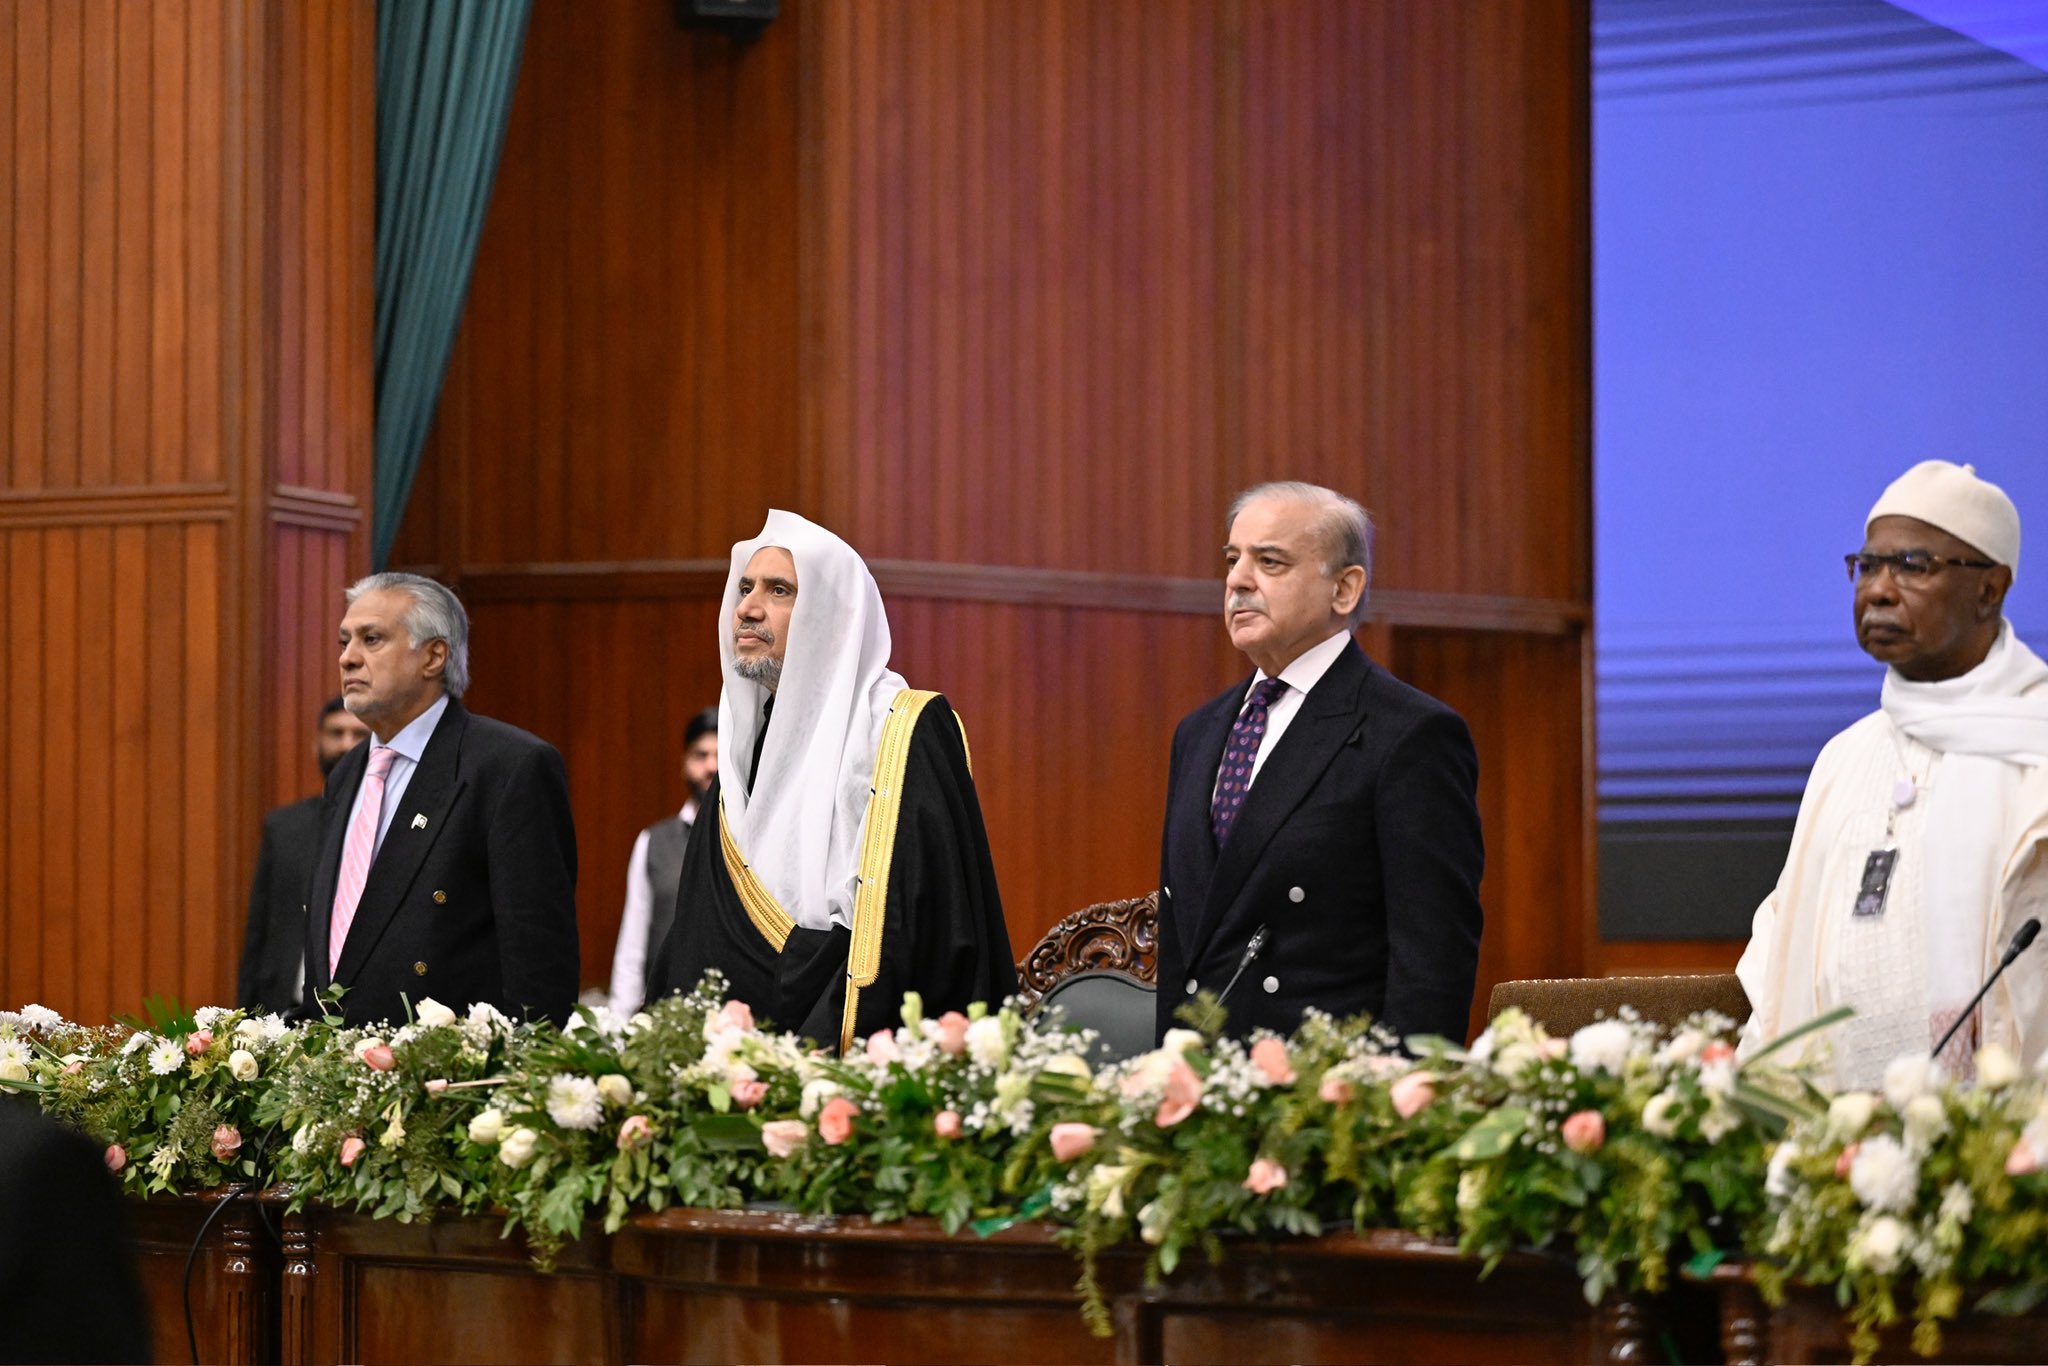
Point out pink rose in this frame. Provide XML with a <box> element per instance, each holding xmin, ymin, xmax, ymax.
<box><xmin>210</xmin><ymin>1125</ymin><xmax>243</xmax><ymax>1162</ymax></box>
<box><xmin>361</xmin><ymin>1044</ymin><xmax>395</xmax><ymax>1072</ymax></box>
<box><xmin>818</xmin><ymin>1096</ymin><xmax>860</xmax><ymax>1146</ymax></box>
<box><xmin>424</xmin><ymin>1078</ymin><xmax>449</xmax><ymax>1095</ymax></box>
<box><xmin>2006</xmin><ymin>1137</ymin><xmax>2040</xmax><ymax>1177</ymax></box>
<box><xmin>1699</xmin><ymin>1041</ymin><xmax>1736</xmax><ymax>1066</ymax></box>
<box><xmin>1561</xmin><ymin>1110</ymin><xmax>1606</xmax><ymax>1154</ymax></box>
<box><xmin>866</xmin><ymin>1029</ymin><xmax>903</xmax><ymax>1065</ymax></box>
<box><xmin>1318</xmin><ymin>1073</ymin><xmax>1356</xmax><ymax>1105</ymax></box>
<box><xmin>339</xmin><ymin>1135</ymin><xmax>367</xmax><ymax>1168</ymax></box>
<box><xmin>1155</xmin><ymin>1057</ymin><xmax>1204</xmax><ymax>1128</ymax></box>
<box><xmin>717</xmin><ymin>1000</ymin><xmax>756</xmax><ymax>1034</ymax></box>
<box><xmin>104</xmin><ymin>1144</ymin><xmax>127</xmax><ymax>1174</ymax></box>
<box><xmin>935</xmin><ymin>1011</ymin><xmax>971</xmax><ymax>1057</ymax></box>
<box><xmin>1389</xmin><ymin>1070</ymin><xmax>1437</xmax><ymax>1119</ymax></box>
<box><xmin>1242</xmin><ymin>1157</ymin><xmax>1289</xmax><ymax>1195</ymax></box>
<box><xmin>934</xmin><ymin>1109</ymin><xmax>963</xmax><ymax>1140</ymax></box>
<box><xmin>761</xmin><ymin>1120</ymin><xmax>808</xmax><ymax>1159</ymax></box>
<box><xmin>1050</xmin><ymin>1123</ymin><xmax>1098</xmax><ymax>1162</ymax></box>
<box><xmin>1835</xmin><ymin>1142</ymin><xmax>1860</xmax><ymax>1179</ymax></box>
<box><xmin>617</xmin><ymin>1115</ymin><xmax>656</xmax><ymax>1151</ymax></box>
<box><xmin>185</xmin><ymin>1030</ymin><xmax>214</xmax><ymax>1057</ymax></box>
<box><xmin>1251</xmin><ymin>1038</ymin><xmax>1296</xmax><ymax>1086</ymax></box>
<box><xmin>64</xmin><ymin>1060</ymin><xmax>84</xmax><ymax>1075</ymax></box>
<box><xmin>730</xmin><ymin>1079</ymin><xmax>768</xmax><ymax>1110</ymax></box>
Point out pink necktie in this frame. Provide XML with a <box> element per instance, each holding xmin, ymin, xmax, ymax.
<box><xmin>329</xmin><ymin>745</ymin><xmax>398</xmax><ymax>975</ymax></box>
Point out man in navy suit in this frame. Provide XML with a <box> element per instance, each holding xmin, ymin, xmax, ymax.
<box><xmin>1157</xmin><ymin>482</ymin><xmax>1484</xmax><ymax>1044</ymax></box>
<box><xmin>303</xmin><ymin>573</ymin><xmax>578</xmax><ymax>1028</ymax></box>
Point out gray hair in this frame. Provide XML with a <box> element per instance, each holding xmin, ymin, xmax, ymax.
<box><xmin>345</xmin><ymin>572</ymin><xmax>471</xmax><ymax>697</ymax></box>
<box><xmin>1226</xmin><ymin>480</ymin><xmax>1376</xmax><ymax>623</ymax></box>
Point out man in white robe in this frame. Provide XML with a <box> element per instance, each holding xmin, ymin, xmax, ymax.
<box><xmin>1738</xmin><ymin>460</ymin><xmax>2048</xmax><ymax>1087</ymax></box>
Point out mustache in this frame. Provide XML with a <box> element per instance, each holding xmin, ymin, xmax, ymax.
<box><xmin>734</xmin><ymin>625</ymin><xmax>776</xmax><ymax>645</ymax></box>
<box><xmin>1226</xmin><ymin>595</ymin><xmax>1263</xmax><ymax>614</ymax></box>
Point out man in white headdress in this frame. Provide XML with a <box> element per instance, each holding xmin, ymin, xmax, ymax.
<box><xmin>1738</xmin><ymin>461</ymin><xmax>2048</xmax><ymax>1086</ymax></box>
<box><xmin>650</xmin><ymin>511</ymin><xmax>1017</xmax><ymax>1050</ymax></box>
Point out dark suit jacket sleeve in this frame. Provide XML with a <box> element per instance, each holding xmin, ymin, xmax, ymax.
<box><xmin>485</xmin><ymin>740</ymin><xmax>581</xmax><ymax>1023</ymax></box>
<box><xmin>237</xmin><ymin>812</ymin><xmax>283</xmax><ymax>1009</ymax></box>
<box><xmin>1376</xmin><ymin>707</ymin><xmax>1485</xmax><ymax>1042</ymax></box>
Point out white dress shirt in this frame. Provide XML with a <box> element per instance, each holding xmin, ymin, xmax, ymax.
<box><xmin>607</xmin><ymin>798</ymin><xmax>697</xmax><ymax>1014</ymax></box>
<box><xmin>343</xmin><ymin>694</ymin><xmax>451</xmax><ymax>865</ymax></box>
<box><xmin>1216</xmin><ymin>629</ymin><xmax>1354</xmax><ymax>799</ymax></box>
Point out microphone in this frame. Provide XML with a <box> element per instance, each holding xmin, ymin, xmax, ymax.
<box><xmin>1931</xmin><ymin>917</ymin><xmax>2041</xmax><ymax>1063</ymax></box>
<box><xmin>1214</xmin><ymin>925</ymin><xmax>1270</xmax><ymax>1008</ymax></box>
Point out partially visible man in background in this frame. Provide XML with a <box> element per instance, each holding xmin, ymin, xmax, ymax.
<box><xmin>237</xmin><ymin>697</ymin><xmax>369</xmax><ymax>1011</ymax></box>
<box><xmin>608</xmin><ymin>707</ymin><xmax>718</xmax><ymax>1014</ymax></box>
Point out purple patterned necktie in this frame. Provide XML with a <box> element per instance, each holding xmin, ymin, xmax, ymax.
<box><xmin>1212</xmin><ymin>677</ymin><xmax>1289</xmax><ymax>848</ymax></box>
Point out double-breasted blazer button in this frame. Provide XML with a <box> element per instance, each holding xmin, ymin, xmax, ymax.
<box><xmin>1288</xmin><ymin>886</ymin><xmax>1305</xmax><ymax>903</ymax></box>
<box><xmin>1262</xmin><ymin>975</ymin><xmax>1280</xmax><ymax>994</ymax></box>
<box><xmin>1185</xmin><ymin>979</ymin><xmax>1199</xmax><ymax>995</ymax></box>
<box><xmin>432</xmin><ymin>890</ymin><xmax>448</xmax><ymax>904</ymax></box>
<box><xmin>414</xmin><ymin>962</ymin><xmax>429</xmax><ymax>976</ymax></box>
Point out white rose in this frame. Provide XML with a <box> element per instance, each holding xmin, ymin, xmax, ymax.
<box><xmin>351</xmin><ymin>1037</ymin><xmax>386</xmax><ymax>1062</ymax></box>
<box><xmin>228</xmin><ymin>1049</ymin><xmax>259</xmax><ymax>1083</ymax></box>
<box><xmin>1160</xmin><ymin>1029</ymin><xmax>1205</xmax><ymax>1058</ymax></box>
<box><xmin>0</xmin><ymin>1058</ymin><xmax>27</xmax><ymax>1084</ymax></box>
<box><xmin>497</xmin><ymin>1127</ymin><xmax>539</xmax><ymax>1169</ymax></box>
<box><xmin>467</xmin><ymin>1108</ymin><xmax>506</xmax><ymax>1144</ymax></box>
<box><xmin>1903</xmin><ymin>1093</ymin><xmax>1949</xmax><ymax>1147</ymax></box>
<box><xmin>415</xmin><ymin>998</ymin><xmax>458</xmax><ymax>1029</ymax></box>
<box><xmin>1492</xmin><ymin>1041</ymin><xmax>1542</xmax><ymax>1079</ymax></box>
<box><xmin>1456</xmin><ymin>1169</ymin><xmax>1488</xmax><ymax>1213</ymax></box>
<box><xmin>597</xmin><ymin>1073</ymin><xmax>634</xmax><ymax>1108</ymax></box>
<box><xmin>1827</xmin><ymin>1092</ymin><xmax>1876</xmax><ymax>1143</ymax></box>
<box><xmin>1041</xmin><ymin>1053</ymin><xmax>1093</xmax><ymax>1082</ymax></box>
<box><xmin>1568</xmin><ymin>1020</ymin><xmax>1634</xmax><ymax>1077</ymax></box>
<box><xmin>291</xmin><ymin>1125</ymin><xmax>317</xmax><ymax>1155</ymax></box>
<box><xmin>1883</xmin><ymin>1054</ymin><xmax>1938</xmax><ymax>1112</ymax></box>
<box><xmin>1641</xmin><ymin>1089</ymin><xmax>1682</xmax><ymax>1138</ymax></box>
<box><xmin>801</xmin><ymin>1078</ymin><xmax>842</xmax><ymax>1119</ymax></box>
<box><xmin>1975</xmin><ymin>1044</ymin><xmax>2021</xmax><ymax>1090</ymax></box>
<box><xmin>628</xmin><ymin>1012</ymin><xmax>655</xmax><ymax>1033</ymax></box>
<box><xmin>966</xmin><ymin>1016</ymin><xmax>1009</xmax><ymax>1069</ymax></box>
<box><xmin>1657</xmin><ymin>1027</ymin><xmax>1708</xmax><ymax>1067</ymax></box>
<box><xmin>1848</xmin><ymin>1134</ymin><xmax>1920</xmax><ymax>1214</ymax></box>
<box><xmin>1848</xmin><ymin>1214</ymin><xmax>1908</xmax><ymax>1274</ymax></box>
<box><xmin>234</xmin><ymin>1017</ymin><xmax>265</xmax><ymax>1043</ymax></box>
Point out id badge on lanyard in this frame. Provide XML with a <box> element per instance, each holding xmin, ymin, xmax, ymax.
<box><xmin>1854</xmin><ymin>778</ymin><xmax>1918</xmax><ymax>920</ymax></box>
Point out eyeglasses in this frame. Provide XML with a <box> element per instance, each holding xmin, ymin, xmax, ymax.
<box><xmin>1844</xmin><ymin>551</ymin><xmax>1998</xmax><ymax>584</ymax></box>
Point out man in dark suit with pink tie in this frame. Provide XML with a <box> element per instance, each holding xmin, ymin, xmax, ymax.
<box><xmin>302</xmin><ymin>573</ymin><xmax>578</xmax><ymax>1029</ymax></box>
<box><xmin>1156</xmin><ymin>482</ymin><xmax>1485</xmax><ymax>1044</ymax></box>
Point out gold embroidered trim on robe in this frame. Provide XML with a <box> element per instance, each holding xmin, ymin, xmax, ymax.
<box><xmin>719</xmin><ymin>791</ymin><xmax>795</xmax><ymax>951</ymax></box>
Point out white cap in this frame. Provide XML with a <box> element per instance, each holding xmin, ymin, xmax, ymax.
<box><xmin>1866</xmin><ymin>460</ymin><xmax>2020</xmax><ymax>574</ymax></box>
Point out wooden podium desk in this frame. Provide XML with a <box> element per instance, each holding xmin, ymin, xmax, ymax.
<box><xmin>1703</xmin><ymin>1261</ymin><xmax>2048</xmax><ymax>1366</ymax></box>
<box><xmin>262</xmin><ymin>1204</ymin><xmax>1654</xmax><ymax>1366</ymax></box>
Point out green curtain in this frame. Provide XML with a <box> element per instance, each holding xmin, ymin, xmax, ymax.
<box><xmin>372</xmin><ymin>0</ymin><xmax>533</xmax><ymax>568</ymax></box>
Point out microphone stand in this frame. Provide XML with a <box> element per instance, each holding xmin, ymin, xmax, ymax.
<box><xmin>1931</xmin><ymin>917</ymin><xmax>2041</xmax><ymax>1062</ymax></box>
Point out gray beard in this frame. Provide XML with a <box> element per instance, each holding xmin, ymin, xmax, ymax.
<box><xmin>734</xmin><ymin>655</ymin><xmax>782</xmax><ymax>692</ymax></box>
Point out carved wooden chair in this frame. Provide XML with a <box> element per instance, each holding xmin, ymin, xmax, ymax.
<box><xmin>1014</xmin><ymin>891</ymin><xmax>1160</xmax><ymax>1062</ymax></box>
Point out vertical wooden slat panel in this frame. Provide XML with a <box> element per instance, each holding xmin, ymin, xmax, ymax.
<box><xmin>5</xmin><ymin>536</ymin><xmax>45</xmax><ymax>1005</ymax></box>
<box><xmin>10</xmin><ymin>0</ymin><xmax>50</xmax><ymax>491</ymax></box>
<box><xmin>78</xmin><ymin>0</ymin><xmax>118</xmax><ymax>489</ymax></box>
<box><xmin>112</xmin><ymin>0</ymin><xmax>154</xmax><ymax>488</ymax></box>
<box><xmin>110</xmin><ymin>526</ymin><xmax>150</xmax><ymax>1017</ymax></box>
<box><xmin>42</xmin><ymin>528</ymin><xmax>80</xmax><ymax>1005</ymax></box>
<box><xmin>76</xmin><ymin>525</ymin><xmax>115</xmax><ymax>1013</ymax></box>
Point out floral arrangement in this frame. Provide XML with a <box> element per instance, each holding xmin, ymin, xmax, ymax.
<box><xmin>1761</xmin><ymin>1044</ymin><xmax>2048</xmax><ymax>1361</ymax></box>
<box><xmin>9</xmin><ymin>983</ymin><xmax>2048</xmax><ymax>1356</ymax></box>
<box><xmin>3</xmin><ymin>1000</ymin><xmax>290</xmax><ymax>1194</ymax></box>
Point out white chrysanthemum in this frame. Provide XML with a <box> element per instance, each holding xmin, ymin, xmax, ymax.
<box><xmin>19</xmin><ymin>1003</ymin><xmax>63</xmax><ymax>1032</ymax></box>
<box><xmin>466</xmin><ymin>1001</ymin><xmax>510</xmax><ymax>1034</ymax></box>
<box><xmin>1568</xmin><ymin>1019</ymin><xmax>1634</xmax><ymax>1076</ymax></box>
<box><xmin>800</xmin><ymin>1078</ymin><xmax>842</xmax><ymax>1120</ymax></box>
<box><xmin>1827</xmin><ymin>1092</ymin><xmax>1876</xmax><ymax>1143</ymax></box>
<box><xmin>193</xmin><ymin>1005</ymin><xmax>229</xmax><ymax>1030</ymax></box>
<box><xmin>146</xmin><ymin>1040</ymin><xmax>184</xmax><ymax>1076</ymax></box>
<box><xmin>966</xmin><ymin>1016</ymin><xmax>1009</xmax><ymax>1069</ymax></box>
<box><xmin>121</xmin><ymin>1031</ymin><xmax>151</xmax><ymax>1057</ymax></box>
<box><xmin>0</xmin><ymin>1038</ymin><xmax>30</xmax><ymax>1069</ymax></box>
<box><xmin>258</xmin><ymin>1013</ymin><xmax>288</xmax><ymax>1043</ymax></box>
<box><xmin>1848</xmin><ymin>1134</ymin><xmax>1920</xmax><ymax>1213</ymax></box>
<box><xmin>1883</xmin><ymin>1054</ymin><xmax>1939</xmax><ymax>1112</ymax></box>
<box><xmin>1765</xmin><ymin>1142</ymin><xmax>1802</xmax><ymax>1199</ymax></box>
<box><xmin>1847</xmin><ymin>1214</ymin><xmax>1907</xmax><ymax>1274</ymax></box>
<box><xmin>544</xmin><ymin>1074</ymin><xmax>603</xmax><ymax>1131</ymax></box>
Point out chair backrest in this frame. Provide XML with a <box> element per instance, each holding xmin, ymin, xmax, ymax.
<box><xmin>1484</xmin><ymin>974</ymin><xmax>1751</xmax><ymax>1038</ymax></box>
<box><xmin>1016</xmin><ymin>892</ymin><xmax>1159</xmax><ymax>1062</ymax></box>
